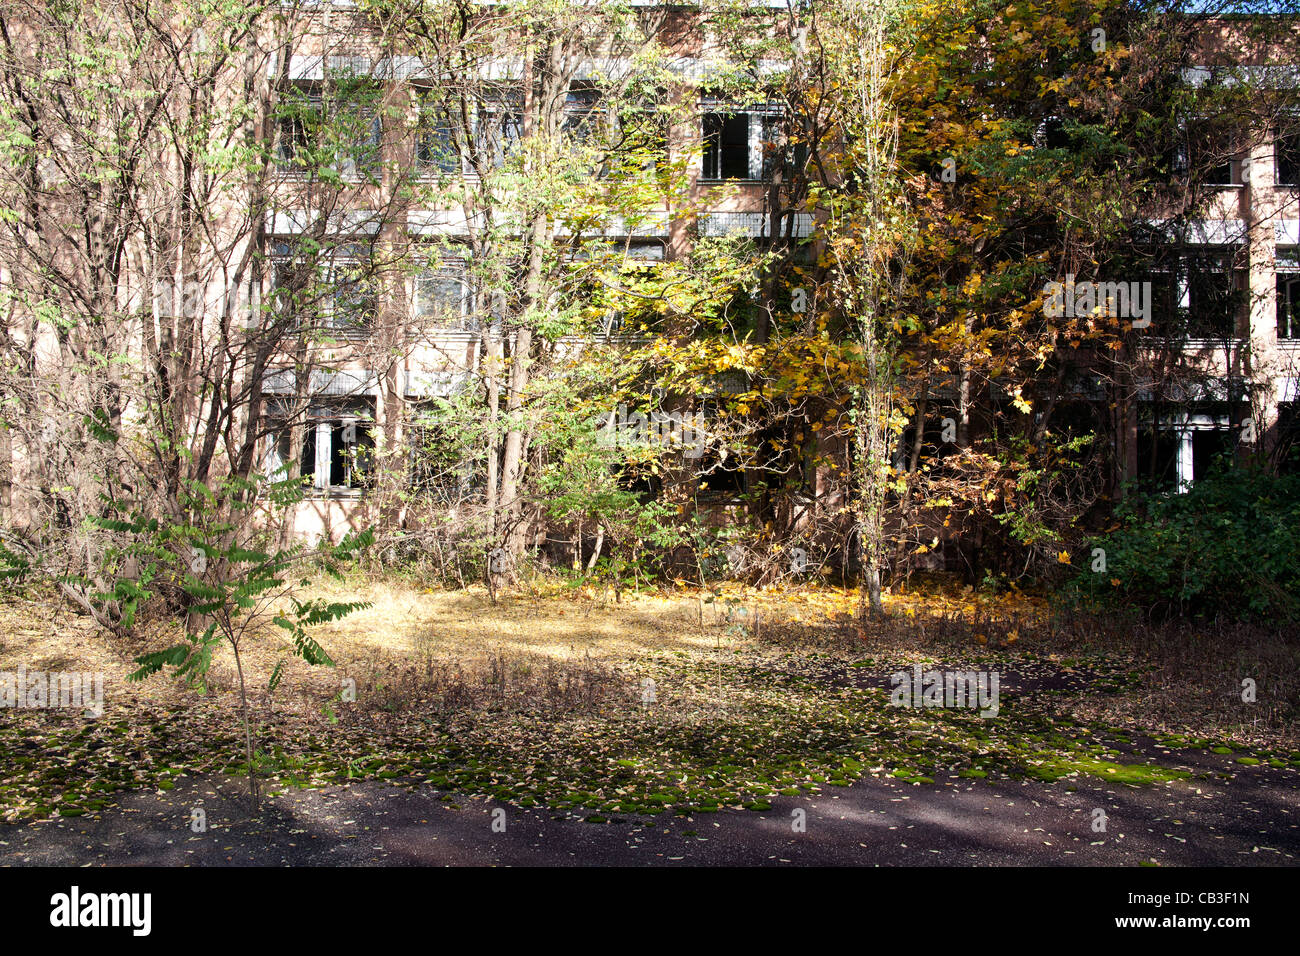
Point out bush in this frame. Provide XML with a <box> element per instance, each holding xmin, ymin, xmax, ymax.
<box><xmin>1072</xmin><ymin>465</ymin><xmax>1300</xmax><ymax>622</ymax></box>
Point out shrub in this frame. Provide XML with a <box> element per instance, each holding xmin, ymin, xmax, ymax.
<box><xmin>1072</xmin><ymin>465</ymin><xmax>1300</xmax><ymax>622</ymax></box>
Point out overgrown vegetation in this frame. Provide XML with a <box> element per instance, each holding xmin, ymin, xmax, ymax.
<box><xmin>1073</xmin><ymin>467</ymin><xmax>1300</xmax><ymax>622</ymax></box>
<box><xmin>2</xmin><ymin>579</ymin><xmax>1296</xmax><ymax>824</ymax></box>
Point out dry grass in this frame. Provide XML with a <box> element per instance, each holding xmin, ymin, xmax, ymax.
<box><xmin>2</xmin><ymin>574</ymin><xmax>1296</xmax><ymax>748</ymax></box>
<box><xmin>3</xmin><ymin>576</ymin><xmax>1296</xmax><ymax>824</ymax></box>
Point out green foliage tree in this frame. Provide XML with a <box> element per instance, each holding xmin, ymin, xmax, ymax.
<box><xmin>1074</xmin><ymin>465</ymin><xmax>1300</xmax><ymax>621</ymax></box>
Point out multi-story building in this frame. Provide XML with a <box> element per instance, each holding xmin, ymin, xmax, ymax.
<box><xmin>2</xmin><ymin>3</ymin><xmax>1295</xmax><ymax>574</ymax></box>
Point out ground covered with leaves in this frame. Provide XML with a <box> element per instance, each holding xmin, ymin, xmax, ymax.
<box><xmin>1</xmin><ymin>577</ymin><xmax>1297</xmax><ymax>824</ymax></box>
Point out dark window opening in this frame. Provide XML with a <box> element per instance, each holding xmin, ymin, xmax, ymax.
<box><xmin>613</xmin><ymin>463</ymin><xmax>661</xmax><ymax>504</ymax></box>
<box><xmin>1192</xmin><ymin>427</ymin><xmax>1234</xmax><ymax>478</ymax></box>
<box><xmin>263</xmin><ymin>399</ymin><xmax>374</xmax><ymax>494</ymax></box>
<box><xmin>1044</xmin><ymin>401</ymin><xmax>1105</xmax><ymax>440</ymax></box>
<box><xmin>1204</xmin><ymin>158</ymin><xmax>1235</xmax><ymax>186</ymax></box>
<box><xmin>702</xmin><ymin>112</ymin><xmax>751</xmax><ymax>180</ymax></box>
<box><xmin>894</xmin><ymin>410</ymin><xmax>960</xmax><ymax>473</ymax></box>
<box><xmin>1136</xmin><ymin>426</ymin><xmax>1179</xmax><ymax>493</ymax></box>
<box><xmin>697</xmin><ymin>451</ymin><xmax>746</xmax><ymax>499</ymax></box>
<box><xmin>1186</xmin><ymin>259</ymin><xmax>1240</xmax><ymax>337</ymax></box>
<box><xmin>302</xmin><ymin>400</ymin><xmax>375</xmax><ymax>494</ymax></box>
<box><xmin>749</xmin><ymin>427</ymin><xmax>811</xmax><ymax>496</ymax></box>
<box><xmin>1145</xmin><ymin>270</ymin><xmax>1179</xmax><ymax>334</ymax></box>
<box><xmin>1188</xmin><ymin>125</ymin><xmax>1236</xmax><ymax>185</ymax></box>
<box><xmin>1278</xmin><ymin>274</ymin><xmax>1300</xmax><ymax>339</ymax></box>
<box><xmin>1277</xmin><ymin>127</ymin><xmax>1299</xmax><ymax>186</ymax></box>
<box><xmin>1038</xmin><ymin>116</ymin><xmax>1074</xmax><ymax>151</ymax></box>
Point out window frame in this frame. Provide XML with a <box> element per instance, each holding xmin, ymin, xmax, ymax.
<box><xmin>1276</xmin><ymin>122</ymin><xmax>1300</xmax><ymax>187</ymax></box>
<box><xmin>1277</xmin><ymin>251</ymin><xmax>1300</xmax><ymax>340</ymax></box>
<box><xmin>275</xmin><ymin>82</ymin><xmax>383</xmax><ymax>182</ymax></box>
<box><xmin>412</xmin><ymin>257</ymin><xmax>476</xmax><ymax>333</ymax></box>
<box><xmin>413</xmin><ymin>88</ymin><xmax>462</xmax><ymax>178</ymax></box>
<box><xmin>265</xmin><ymin>396</ymin><xmax>376</xmax><ymax>497</ymax></box>
<box><xmin>271</xmin><ymin>241</ymin><xmax>378</xmax><ymax>338</ymax></box>
<box><xmin>472</xmin><ymin>89</ymin><xmax>524</xmax><ymax>169</ymax></box>
<box><xmin>405</xmin><ymin>399</ymin><xmax>484</xmax><ymax>503</ymax></box>
<box><xmin>699</xmin><ymin>96</ymin><xmax>782</xmax><ymax>182</ymax></box>
<box><xmin>1138</xmin><ymin>404</ymin><xmax>1237</xmax><ymax>493</ymax></box>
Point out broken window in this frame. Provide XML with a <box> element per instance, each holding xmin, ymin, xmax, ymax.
<box><xmin>1183</xmin><ymin>251</ymin><xmax>1241</xmax><ymax>338</ymax></box>
<box><xmin>702</xmin><ymin>111</ymin><xmax>750</xmax><ymax>179</ymax></box>
<box><xmin>328</xmin><ymin>264</ymin><xmax>378</xmax><ymax>334</ymax></box>
<box><xmin>759</xmin><ymin>113</ymin><xmax>807</xmax><ymax>180</ymax></box>
<box><xmin>1132</xmin><ymin>245</ymin><xmax>1240</xmax><ymax>338</ymax></box>
<box><xmin>596</xmin><ymin>242</ymin><xmax>665</xmax><ymax>336</ymax></box>
<box><xmin>1136</xmin><ymin>424</ymin><xmax>1180</xmax><ymax>493</ymax></box>
<box><xmin>700</xmin><ymin>98</ymin><xmax>781</xmax><ymax>181</ymax></box>
<box><xmin>277</xmin><ymin>104</ymin><xmax>313</xmax><ymax>169</ymax></box>
<box><xmin>612</xmin><ymin>100</ymin><xmax>669</xmax><ymax>170</ymax></box>
<box><xmin>1035</xmin><ymin>116</ymin><xmax>1079</xmax><ymax>152</ymax></box>
<box><xmin>694</xmin><ymin>371</ymin><xmax>750</xmax><ymax>500</ymax></box>
<box><xmin>302</xmin><ymin>399</ymin><xmax>375</xmax><ymax>493</ymax></box>
<box><xmin>1276</xmin><ymin>402</ymin><xmax>1300</xmax><ymax>474</ymax></box>
<box><xmin>1168</xmin><ymin>113</ymin><xmax>1238</xmax><ymax>186</ymax></box>
<box><xmin>1192</xmin><ymin>427</ymin><xmax>1234</xmax><ymax>477</ymax></box>
<box><xmin>612</xmin><ymin>461</ymin><xmax>662</xmax><ymax>503</ymax></box>
<box><xmin>473</xmin><ymin>90</ymin><xmax>523</xmax><ymax>168</ymax></box>
<box><xmin>1137</xmin><ymin>404</ymin><xmax>1236</xmax><ymax>492</ymax></box>
<box><xmin>265</xmin><ymin>397</ymin><xmax>375</xmax><ymax>495</ymax></box>
<box><xmin>271</xmin><ymin>243</ymin><xmax>377</xmax><ymax>335</ymax></box>
<box><xmin>893</xmin><ymin>406</ymin><xmax>962</xmax><ymax>473</ymax></box>
<box><xmin>563</xmin><ymin>85</ymin><xmax>603</xmax><ymax>143</ymax></box>
<box><xmin>696</xmin><ymin>445</ymin><xmax>746</xmax><ymax>499</ymax></box>
<box><xmin>1144</xmin><ymin>267</ymin><xmax>1180</xmax><ymax>335</ymax></box>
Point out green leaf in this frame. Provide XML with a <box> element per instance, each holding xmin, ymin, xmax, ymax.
<box><xmin>127</xmin><ymin>645</ymin><xmax>190</xmax><ymax>681</ymax></box>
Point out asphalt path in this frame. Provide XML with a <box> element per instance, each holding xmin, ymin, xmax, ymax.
<box><xmin>2</xmin><ymin>752</ymin><xmax>1294</xmax><ymax>866</ymax></box>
